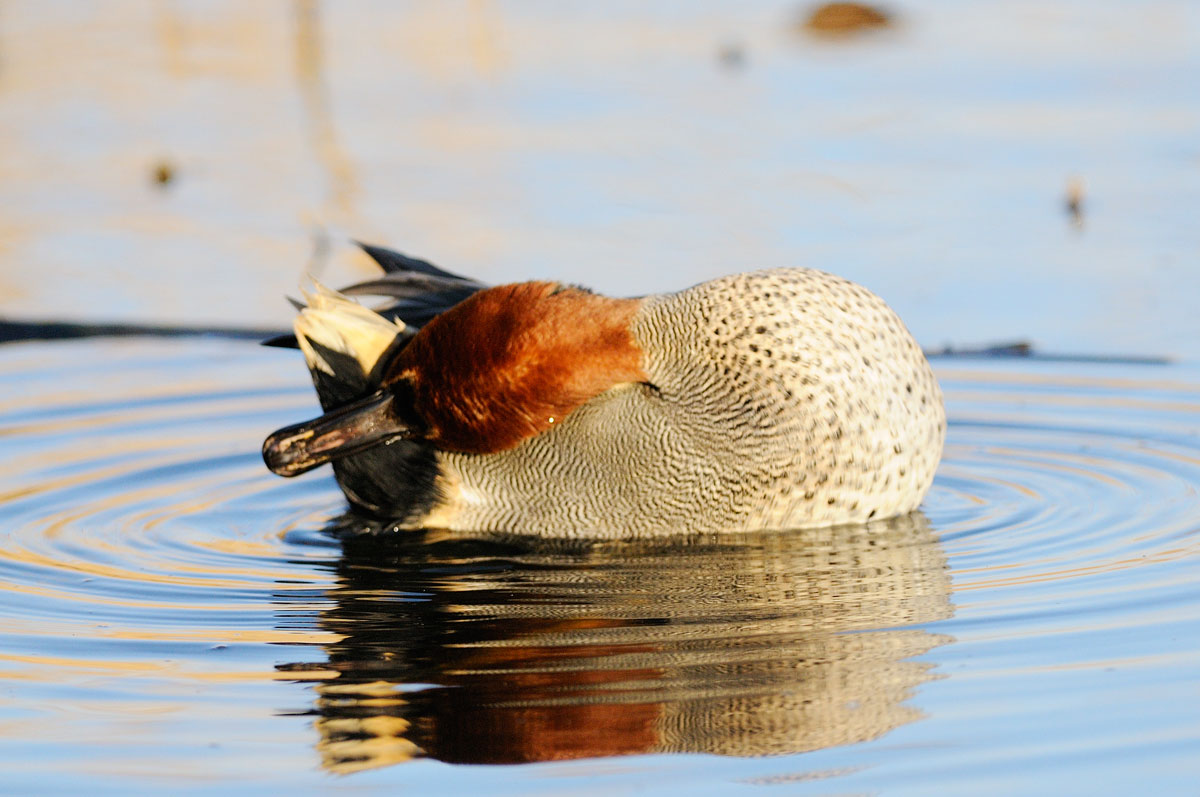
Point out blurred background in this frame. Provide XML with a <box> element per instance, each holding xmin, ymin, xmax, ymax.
<box><xmin>1</xmin><ymin>0</ymin><xmax>1197</xmax><ymax>359</ymax></box>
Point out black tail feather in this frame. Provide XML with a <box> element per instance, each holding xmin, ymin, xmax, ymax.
<box><xmin>341</xmin><ymin>275</ymin><xmax>483</xmax><ymax>302</ymax></box>
<box><xmin>344</xmin><ymin>243</ymin><xmax>487</xmax><ymax>331</ymax></box>
<box><xmin>263</xmin><ymin>243</ymin><xmax>489</xmax><ymax>348</ymax></box>
<box><xmin>355</xmin><ymin>242</ymin><xmax>474</xmax><ymax>282</ymax></box>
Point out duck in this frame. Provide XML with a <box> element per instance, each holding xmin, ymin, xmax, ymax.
<box><xmin>263</xmin><ymin>244</ymin><xmax>945</xmax><ymax>537</ymax></box>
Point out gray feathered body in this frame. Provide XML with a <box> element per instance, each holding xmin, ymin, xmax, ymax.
<box><xmin>425</xmin><ymin>269</ymin><xmax>944</xmax><ymax>537</ymax></box>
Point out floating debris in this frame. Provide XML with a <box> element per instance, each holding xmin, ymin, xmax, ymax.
<box><xmin>802</xmin><ymin>2</ymin><xmax>893</xmax><ymax>36</ymax></box>
<box><xmin>1065</xmin><ymin>175</ymin><xmax>1085</xmax><ymax>229</ymax></box>
<box><xmin>151</xmin><ymin>159</ymin><xmax>176</xmax><ymax>187</ymax></box>
<box><xmin>0</xmin><ymin>318</ymin><xmax>288</xmax><ymax>345</ymax></box>
<box><xmin>717</xmin><ymin>41</ymin><xmax>747</xmax><ymax>70</ymax></box>
<box><xmin>926</xmin><ymin>339</ymin><xmax>1169</xmax><ymax>365</ymax></box>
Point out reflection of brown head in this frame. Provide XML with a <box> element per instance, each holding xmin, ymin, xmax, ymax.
<box><xmin>287</xmin><ymin>514</ymin><xmax>953</xmax><ymax>772</ymax></box>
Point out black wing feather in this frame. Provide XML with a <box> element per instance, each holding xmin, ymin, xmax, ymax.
<box><xmin>355</xmin><ymin>242</ymin><xmax>476</xmax><ymax>282</ymax></box>
<box><xmin>261</xmin><ymin>244</ymin><xmax>489</xmax><ymax>348</ymax></box>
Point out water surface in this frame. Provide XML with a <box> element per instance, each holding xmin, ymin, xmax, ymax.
<box><xmin>1</xmin><ymin>339</ymin><xmax>1197</xmax><ymax>794</ymax></box>
<box><xmin>2</xmin><ymin>4</ymin><xmax>1198</xmax><ymax>790</ymax></box>
<box><xmin>2</xmin><ymin>0</ymin><xmax>1198</xmax><ymax>359</ymax></box>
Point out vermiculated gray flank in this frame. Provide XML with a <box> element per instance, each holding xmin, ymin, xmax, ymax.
<box><xmin>431</xmin><ymin>269</ymin><xmax>945</xmax><ymax>537</ymax></box>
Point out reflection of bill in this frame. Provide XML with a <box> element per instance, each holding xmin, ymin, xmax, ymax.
<box><xmin>279</xmin><ymin>514</ymin><xmax>953</xmax><ymax>772</ymax></box>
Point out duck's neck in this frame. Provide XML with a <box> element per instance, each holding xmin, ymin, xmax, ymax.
<box><xmin>387</xmin><ymin>282</ymin><xmax>646</xmax><ymax>454</ymax></box>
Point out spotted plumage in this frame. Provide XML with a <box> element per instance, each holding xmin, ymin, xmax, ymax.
<box><xmin>264</xmin><ymin>245</ymin><xmax>945</xmax><ymax>537</ymax></box>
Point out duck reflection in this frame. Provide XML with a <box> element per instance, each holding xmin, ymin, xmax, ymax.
<box><xmin>279</xmin><ymin>516</ymin><xmax>953</xmax><ymax>773</ymax></box>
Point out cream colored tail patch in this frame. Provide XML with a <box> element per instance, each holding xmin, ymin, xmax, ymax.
<box><xmin>294</xmin><ymin>279</ymin><xmax>405</xmax><ymax>378</ymax></box>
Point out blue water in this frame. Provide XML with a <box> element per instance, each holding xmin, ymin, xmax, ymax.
<box><xmin>2</xmin><ymin>1</ymin><xmax>1199</xmax><ymax>362</ymax></box>
<box><xmin>1</xmin><ymin>339</ymin><xmax>1197</xmax><ymax>794</ymax></box>
<box><xmin>2</xmin><ymin>0</ymin><xmax>1199</xmax><ymax>792</ymax></box>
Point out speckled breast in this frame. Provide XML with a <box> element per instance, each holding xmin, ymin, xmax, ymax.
<box><xmin>431</xmin><ymin>268</ymin><xmax>945</xmax><ymax>536</ymax></box>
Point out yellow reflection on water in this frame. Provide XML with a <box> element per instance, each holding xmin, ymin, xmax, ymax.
<box><xmin>0</xmin><ymin>651</ymin><xmax>334</xmax><ymax>683</ymax></box>
<box><xmin>955</xmin><ymin>541</ymin><xmax>1200</xmax><ymax>592</ymax></box>
<box><xmin>275</xmin><ymin>515</ymin><xmax>953</xmax><ymax>772</ymax></box>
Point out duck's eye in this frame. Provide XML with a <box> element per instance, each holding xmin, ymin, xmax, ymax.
<box><xmin>640</xmin><ymin>382</ymin><xmax>664</xmax><ymax>399</ymax></box>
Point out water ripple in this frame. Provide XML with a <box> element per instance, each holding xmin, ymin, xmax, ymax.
<box><xmin>0</xmin><ymin>341</ymin><xmax>1198</xmax><ymax>788</ymax></box>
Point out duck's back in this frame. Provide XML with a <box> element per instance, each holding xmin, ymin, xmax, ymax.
<box><xmin>430</xmin><ymin>268</ymin><xmax>944</xmax><ymax>536</ymax></box>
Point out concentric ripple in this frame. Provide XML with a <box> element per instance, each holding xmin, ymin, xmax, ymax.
<box><xmin>0</xmin><ymin>340</ymin><xmax>1198</xmax><ymax>792</ymax></box>
<box><xmin>931</xmin><ymin>365</ymin><xmax>1200</xmax><ymax>609</ymax></box>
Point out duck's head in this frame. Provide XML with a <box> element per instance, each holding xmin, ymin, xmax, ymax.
<box><xmin>263</xmin><ymin>281</ymin><xmax>646</xmax><ymax>477</ymax></box>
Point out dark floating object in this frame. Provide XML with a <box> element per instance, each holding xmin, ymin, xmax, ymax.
<box><xmin>926</xmin><ymin>340</ymin><xmax>1169</xmax><ymax>365</ymax></box>
<box><xmin>151</xmin><ymin>160</ymin><xmax>176</xmax><ymax>187</ymax></box>
<box><xmin>0</xmin><ymin>319</ymin><xmax>287</xmax><ymax>345</ymax></box>
<box><xmin>802</xmin><ymin>2</ymin><xmax>892</xmax><ymax>35</ymax></box>
<box><xmin>802</xmin><ymin>2</ymin><xmax>893</xmax><ymax>36</ymax></box>
<box><xmin>1065</xmin><ymin>175</ymin><xmax>1085</xmax><ymax>229</ymax></box>
<box><xmin>717</xmin><ymin>41</ymin><xmax>747</xmax><ymax>70</ymax></box>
